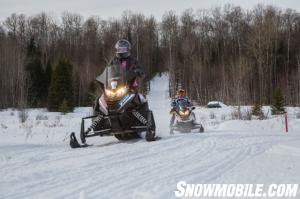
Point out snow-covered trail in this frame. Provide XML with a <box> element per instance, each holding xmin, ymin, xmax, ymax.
<box><xmin>1</xmin><ymin>74</ymin><xmax>300</xmax><ymax>199</ymax></box>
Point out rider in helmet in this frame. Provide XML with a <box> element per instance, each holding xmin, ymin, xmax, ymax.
<box><xmin>110</xmin><ymin>39</ymin><xmax>144</xmax><ymax>92</ymax></box>
<box><xmin>170</xmin><ymin>89</ymin><xmax>192</xmax><ymax>126</ymax></box>
<box><xmin>172</xmin><ymin>89</ymin><xmax>192</xmax><ymax>107</ymax></box>
<box><xmin>94</xmin><ymin>39</ymin><xmax>146</xmax><ymax>115</ymax></box>
<box><xmin>79</xmin><ymin>40</ymin><xmax>150</xmax><ymax>146</ymax></box>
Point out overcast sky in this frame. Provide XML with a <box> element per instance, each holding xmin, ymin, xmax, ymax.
<box><xmin>1</xmin><ymin>0</ymin><xmax>300</xmax><ymax>21</ymax></box>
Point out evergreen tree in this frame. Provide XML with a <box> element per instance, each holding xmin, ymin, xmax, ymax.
<box><xmin>44</xmin><ymin>60</ymin><xmax>52</xmax><ymax>93</ymax></box>
<box><xmin>271</xmin><ymin>88</ymin><xmax>285</xmax><ymax>115</ymax></box>
<box><xmin>251</xmin><ymin>101</ymin><xmax>264</xmax><ymax>119</ymax></box>
<box><xmin>25</xmin><ymin>37</ymin><xmax>45</xmax><ymax>107</ymax></box>
<box><xmin>36</xmin><ymin>60</ymin><xmax>53</xmax><ymax>105</ymax></box>
<box><xmin>48</xmin><ymin>58</ymin><xmax>74</xmax><ymax>112</ymax></box>
<box><xmin>59</xmin><ymin>98</ymin><xmax>70</xmax><ymax>114</ymax></box>
<box><xmin>73</xmin><ymin>72</ymin><xmax>80</xmax><ymax>107</ymax></box>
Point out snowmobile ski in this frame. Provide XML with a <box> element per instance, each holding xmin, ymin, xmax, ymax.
<box><xmin>69</xmin><ymin>132</ymin><xmax>91</xmax><ymax>148</ymax></box>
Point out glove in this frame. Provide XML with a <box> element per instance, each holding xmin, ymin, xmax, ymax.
<box><xmin>134</xmin><ymin>68</ymin><xmax>145</xmax><ymax>77</ymax></box>
<box><xmin>171</xmin><ymin>101</ymin><xmax>176</xmax><ymax>107</ymax></box>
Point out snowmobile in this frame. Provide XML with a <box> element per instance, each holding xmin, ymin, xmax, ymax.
<box><xmin>70</xmin><ymin>63</ymin><xmax>156</xmax><ymax>148</ymax></box>
<box><xmin>170</xmin><ymin>100</ymin><xmax>204</xmax><ymax>134</ymax></box>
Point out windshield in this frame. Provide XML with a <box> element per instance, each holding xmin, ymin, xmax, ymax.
<box><xmin>96</xmin><ymin>63</ymin><xmax>128</xmax><ymax>90</ymax></box>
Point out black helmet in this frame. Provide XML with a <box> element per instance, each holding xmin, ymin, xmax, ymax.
<box><xmin>115</xmin><ymin>39</ymin><xmax>131</xmax><ymax>58</ymax></box>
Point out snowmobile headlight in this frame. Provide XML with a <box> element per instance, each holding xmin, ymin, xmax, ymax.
<box><xmin>105</xmin><ymin>89</ymin><xmax>115</xmax><ymax>97</ymax></box>
<box><xmin>115</xmin><ymin>87</ymin><xmax>128</xmax><ymax>97</ymax></box>
<box><xmin>105</xmin><ymin>87</ymin><xmax>128</xmax><ymax>98</ymax></box>
<box><xmin>179</xmin><ymin>110</ymin><xmax>190</xmax><ymax>116</ymax></box>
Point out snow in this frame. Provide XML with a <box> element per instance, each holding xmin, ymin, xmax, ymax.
<box><xmin>1</xmin><ymin>73</ymin><xmax>300</xmax><ymax>199</ymax></box>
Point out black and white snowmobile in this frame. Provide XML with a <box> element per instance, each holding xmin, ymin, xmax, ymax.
<box><xmin>70</xmin><ymin>63</ymin><xmax>156</xmax><ymax>148</ymax></box>
<box><xmin>170</xmin><ymin>100</ymin><xmax>204</xmax><ymax>134</ymax></box>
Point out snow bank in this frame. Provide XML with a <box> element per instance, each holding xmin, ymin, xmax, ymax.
<box><xmin>0</xmin><ymin>107</ymin><xmax>93</xmax><ymax>145</ymax></box>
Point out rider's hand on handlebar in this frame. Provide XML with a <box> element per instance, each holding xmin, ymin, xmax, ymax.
<box><xmin>134</xmin><ymin>68</ymin><xmax>145</xmax><ymax>78</ymax></box>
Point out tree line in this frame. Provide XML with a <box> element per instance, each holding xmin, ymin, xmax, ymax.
<box><xmin>162</xmin><ymin>5</ymin><xmax>300</xmax><ymax>106</ymax></box>
<box><xmin>0</xmin><ymin>11</ymin><xmax>163</xmax><ymax>110</ymax></box>
<box><xmin>0</xmin><ymin>4</ymin><xmax>300</xmax><ymax>110</ymax></box>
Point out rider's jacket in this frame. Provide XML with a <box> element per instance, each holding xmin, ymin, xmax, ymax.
<box><xmin>110</xmin><ymin>56</ymin><xmax>144</xmax><ymax>92</ymax></box>
<box><xmin>171</xmin><ymin>97</ymin><xmax>192</xmax><ymax>109</ymax></box>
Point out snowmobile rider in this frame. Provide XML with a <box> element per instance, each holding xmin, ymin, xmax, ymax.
<box><xmin>94</xmin><ymin>39</ymin><xmax>147</xmax><ymax>115</ymax></box>
<box><xmin>110</xmin><ymin>39</ymin><xmax>144</xmax><ymax>92</ymax></box>
<box><xmin>79</xmin><ymin>39</ymin><xmax>151</xmax><ymax>146</ymax></box>
<box><xmin>170</xmin><ymin>89</ymin><xmax>192</xmax><ymax>126</ymax></box>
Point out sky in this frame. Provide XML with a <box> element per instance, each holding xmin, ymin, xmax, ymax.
<box><xmin>1</xmin><ymin>0</ymin><xmax>300</xmax><ymax>21</ymax></box>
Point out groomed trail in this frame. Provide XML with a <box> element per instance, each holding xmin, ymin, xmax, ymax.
<box><xmin>1</xmin><ymin>74</ymin><xmax>300</xmax><ymax>199</ymax></box>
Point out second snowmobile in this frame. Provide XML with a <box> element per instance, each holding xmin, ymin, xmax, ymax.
<box><xmin>170</xmin><ymin>99</ymin><xmax>204</xmax><ymax>134</ymax></box>
<box><xmin>70</xmin><ymin>63</ymin><xmax>156</xmax><ymax>148</ymax></box>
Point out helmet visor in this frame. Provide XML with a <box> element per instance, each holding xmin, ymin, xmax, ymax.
<box><xmin>116</xmin><ymin>52</ymin><xmax>130</xmax><ymax>58</ymax></box>
<box><xmin>116</xmin><ymin>47</ymin><xmax>128</xmax><ymax>53</ymax></box>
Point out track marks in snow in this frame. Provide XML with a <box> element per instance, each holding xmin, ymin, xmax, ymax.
<box><xmin>1</xmin><ymin>130</ymin><xmax>297</xmax><ymax>198</ymax></box>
